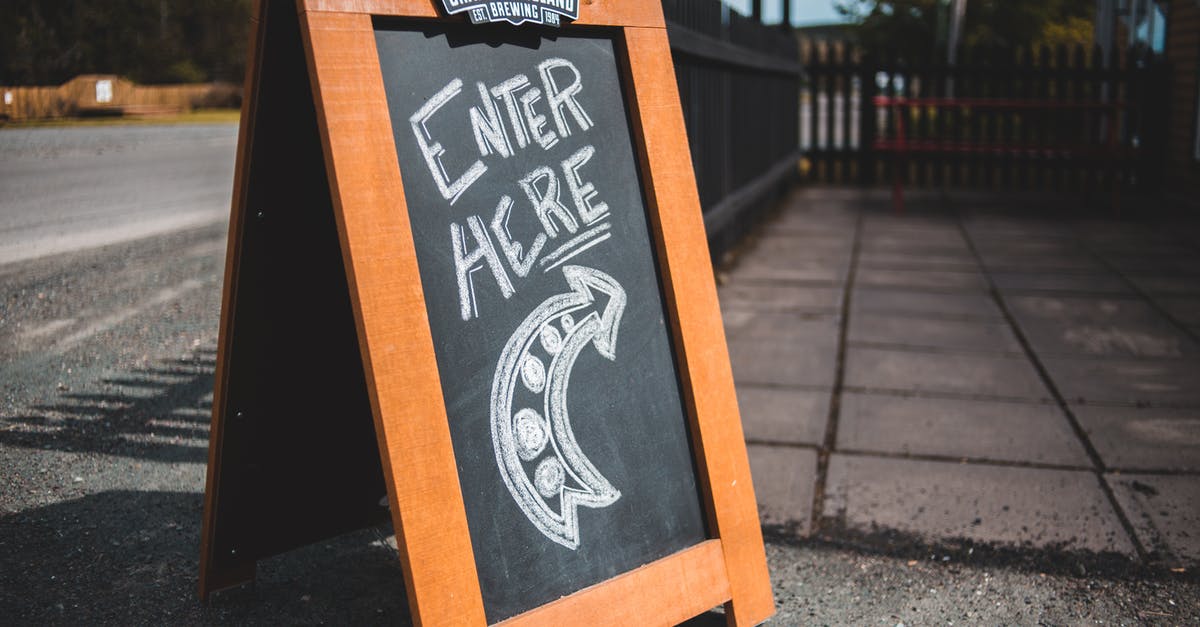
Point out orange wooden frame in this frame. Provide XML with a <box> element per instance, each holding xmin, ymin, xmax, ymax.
<box><xmin>211</xmin><ymin>1</ymin><xmax>773</xmax><ymax>624</ymax></box>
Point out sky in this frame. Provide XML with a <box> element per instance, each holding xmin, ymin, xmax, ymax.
<box><xmin>723</xmin><ymin>0</ymin><xmax>852</xmax><ymax>27</ymax></box>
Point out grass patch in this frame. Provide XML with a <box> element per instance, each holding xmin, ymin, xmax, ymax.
<box><xmin>1</xmin><ymin>108</ymin><xmax>241</xmax><ymax>129</ymax></box>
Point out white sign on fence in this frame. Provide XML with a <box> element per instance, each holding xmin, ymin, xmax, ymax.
<box><xmin>95</xmin><ymin>80</ymin><xmax>113</xmax><ymax>104</ymax></box>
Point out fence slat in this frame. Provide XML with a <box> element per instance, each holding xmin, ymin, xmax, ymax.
<box><xmin>796</xmin><ymin>35</ymin><xmax>1168</xmax><ymax>203</ymax></box>
<box><xmin>665</xmin><ymin>0</ymin><xmax>801</xmax><ymax>260</ymax></box>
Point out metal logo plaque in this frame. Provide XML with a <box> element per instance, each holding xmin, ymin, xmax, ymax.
<box><xmin>439</xmin><ymin>0</ymin><xmax>579</xmax><ymax>27</ymax></box>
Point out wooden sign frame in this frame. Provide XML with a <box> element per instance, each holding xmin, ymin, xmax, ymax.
<box><xmin>200</xmin><ymin>0</ymin><xmax>773</xmax><ymax>624</ymax></box>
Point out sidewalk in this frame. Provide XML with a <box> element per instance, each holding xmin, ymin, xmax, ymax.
<box><xmin>722</xmin><ymin>186</ymin><xmax>1200</xmax><ymax>570</ymax></box>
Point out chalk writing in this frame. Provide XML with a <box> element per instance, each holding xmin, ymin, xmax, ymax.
<box><xmin>406</xmin><ymin>53</ymin><xmax>630</xmax><ymax>547</ymax></box>
<box><xmin>490</xmin><ymin>266</ymin><xmax>625</xmax><ymax>549</ymax></box>
<box><xmin>408</xmin><ymin>58</ymin><xmax>613</xmax><ymax>321</ymax></box>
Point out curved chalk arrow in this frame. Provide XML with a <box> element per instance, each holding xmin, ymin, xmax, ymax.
<box><xmin>491</xmin><ymin>265</ymin><xmax>626</xmax><ymax>549</ymax></box>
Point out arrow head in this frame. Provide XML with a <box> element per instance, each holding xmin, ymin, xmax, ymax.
<box><xmin>561</xmin><ymin>265</ymin><xmax>626</xmax><ymax>360</ymax></box>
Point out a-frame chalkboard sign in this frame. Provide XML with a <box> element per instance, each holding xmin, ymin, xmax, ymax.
<box><xmin>200</xmin><ymin>0</ymin><xmax>774</xmax><ymax>624</ymax></box>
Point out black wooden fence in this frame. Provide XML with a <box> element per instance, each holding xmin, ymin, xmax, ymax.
<box><xmin>663</xmin><ymin>0</ymin><xmax>802</xmax><ymax>260</ymax></box>
<box><xmin>801</xmin><ymin>40</ymin><xmax>1170</xmax><ymax>195</ymax></box>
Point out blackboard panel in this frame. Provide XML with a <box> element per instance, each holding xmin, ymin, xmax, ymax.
<box><xmin>375</xmin><ymin>22</ymin><xmax>707</xmax><ymax>623</ymax></box>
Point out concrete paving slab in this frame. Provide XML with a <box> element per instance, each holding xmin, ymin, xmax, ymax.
<box><xmin>859</xmin><ymin>223</ymin><xmax>960</xmax><ymax>240</ymax></box>
<box><xmin>971</xmin><ymin>234</ymin><xmax>1079</xmax><ymax>248</ymax></box>
<box><xmin>739</xmin><ymin>232</ymin><xmax>855</xmax><ymax>254</ymax></box>
<box><xmin>861</xmin><ymin>210</ymin><xmax>957</xmax><ymax>225</ymax></box>
<box><xmin>975</xmin><ymin>253</ymin><xmax>1107</xmax><ymax>273</ymax></box>
<box><xmin>856</xmin><ymin>268</ymin><xmax>989</xmax><ymax>291</ymax></box>
<box><xmin>1041</xmin><ymin>357</ymin><xmax>1200</xmax><ymax>406</ymax></box>
<box><xmin>1098</xmin><ymin>253</ymin><xmax>1200</xmax><ymax>276</ymax></box>
<box><xmin>971</xmin><ymin>241</ymin><xmax>1087</xmax><ymax>257</ymax></box>
<box><xmin>852</xmin><ymin>287</ymin><xmax>1003</xmax><ymax>320</ymax></box>
<box><xmin>737</xmin><ymin>386</ymin><xmax>829</xmax><ymax>446</ymax></box>
<box><xmin>861</xmin><ymin>215</ymin><xmax>962</xmax><ymax>229</ymax></box>
<box><xmin>1107</xmin><ymin>474</ymin><xmax>1200</xmax><ymax>566</ymax></box>
<box><xmin>770</xmin><ymin>213</ymin><xmax>859</xmax><ymax>235</ymax></box>
<box><xmin>747</xmin><ymin>445</ymin><xmax>817</xmax><ymax>534</ymax></box>
<box><xmin>767</xmin><ymin>215</ymin><xmax>859</xmax><ymax>234</ymax></box>
<box><xmin>837</xmin><ymin>392</ymin><xmax>1090</xmax><ymax>466</ymax></box>
<box><xmin>756</xmin><ymin>230</ymin><xmax>857</xmax><ymax>248</ymax></box>
<box><xmin>857</xmin><ymin>251</ymin><xmax>980</xmax><ymax>271</ymax></box>
<box><xmin>849</xmin><ymin>313</ymin><xmax>1022</xmax><ymax>354</ymax></box>
<box><xmin>970</xmin><ymin>225</ymin><xmax>1076</xmax><ymax>237</ymax></box>
<box><xmin>1087</xmin><ymin>240</ymin><xmax>1196</xmax><ymax>256</ymax></box>
<box><xmin>859</xmin><ymin>238</ymin><xmax>972</xmax><ymax>257</ymax></box>
<box><xmin>744</xmin><ymin>235</ymin><xmax>855</xmax><ymax>261</ymax></box>
<box><xmin>1128</xmin><ymin>275</ymin><xmax>1200</xmax><ymax>296</ymax></box>
<box><xmin>718</xmin><ymin>283</ymin><xmax>842</xmax><ymax>313</ymax></box>
<box><xmin>960</xmin><ymin>220</ymin><xmax>1074</xmax><ymax>240</ymax></box>
<box><xmin>846</xmin><ymin>347</ymin><xmax>1051</xmax><ymax>400</ymax></box>
<box><xmin>770</xmin><ymin>208</ymin><xmax>860</xmax><ymax>233</ymax></box>
<box><xmin>1007</xmin><ymin>294</ymin><xmax>1200</xmax><ymax>358</ymax></box>
<box><xmin>1076</xmin><ymin>405</ymin><xmax>1200</xmax><ymax>471</ymax></box>
<box><xmin>824</xmin><ymin>455</ymin><xmax>1136</xmax><ymax>555</ymax></box>
<box><xmin>723</xmin><ymin>310</ymin><xmax>840</xmax><ymax>344</ymax></box>
<box><xmin>860</xmin><ymin>226</ymin><xmax>965</xmax><ymax>242</ymax></box>
<box><xmin>729</xmin><ymin>338</ymin><xmax>838</xmax><ymax>388</ymax></box>
<box><xmin>990</xmin><ymin>272</ymin><xmax>1134</xmax><ymax>295</ymax></box>
<box><xmin>1155</xmin><ymin>296</ymin><xmax>1200</xmax><ymax>325</ymax></box>
<box><xmin>1081</xmin><ymin>231</ymin><xmax>1173</xmax><ymax>249</ymax></box>
<box><xmin>860</xmin><ymin>211</ymin><xmax>957</xmax><ymax>225</ymax></box>
<box><xmin>728</xmin><ymin>255</ymin><xmax>849</xmax><ymax>284</ymax></box>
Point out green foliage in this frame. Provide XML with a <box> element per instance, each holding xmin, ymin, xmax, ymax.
<box><xmin>834</xmin><ymin>0</ymin><xmax>1094</xmax><ymax>61</ymax></box>
<box><xmin>0</xmin><ymin>0</ymin><xmax>253</xmax><ymax>86</ymax></box>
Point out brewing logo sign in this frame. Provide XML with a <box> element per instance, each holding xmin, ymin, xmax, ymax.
<box><xmin>439</xmin><ymin>0</ymin><xmax>579</xmax><ymax>27</ymax></box>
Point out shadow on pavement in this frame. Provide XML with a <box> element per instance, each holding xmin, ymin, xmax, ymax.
<box><xmin>0</xmin><ymin>350</ymin><xmax>216</xmax><ymax>465</ymax></box>
<box><xmin>766</xmin><ymin>519</ymin><xmax>1198</xmax><ymax>584</ymax></box>
<box><xmin>0</xmin><ymin>489</ymin><xmax>412</xmax><ymax>625</ymax></box>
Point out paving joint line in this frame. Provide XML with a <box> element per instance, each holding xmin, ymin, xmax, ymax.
<box><xmin>852</xmin><ymin>284</ymin><xmax>992</xmax><ymax>296</ymax></box>
<box><xmin>834</xmin><ymin>447</ymin><xmax>1094</xmax><ymax>472</ymax></box>
<box><xmin>857</xmin><ymin>283</ymin><xmax>989</xmax><ymax>294</ymax></box>
<box><xmin>736</xmin><ymin>382</ymin><xmax>832</xmax><ymax>394</ymax></box>
<box><xmin>722</xmin><ymin>306</ymin><xmax>842</xmax><ymax>316</ymax></box>
<box><xmin>809</xmin><ymin>208</ymin><xmax>864</xmax><ymax>535</ymax></box>
<box><xmin>1103</xmin><ymin>467</ymin><xmax>1200</xmax><ymax>477</ymax></box>
<box><xmin>1082</xmin><ymin>241</ymin><xmax>1200</xmax><ymax>347</ymax></box>
<box><xmin>951</xmin><ymin>198</ymin><xmax>1151</xmax><ymax>561</ymax></box>
<box><xmin>842</xmin><ymin>385</ymin><xmax>1054</xmax><ymax>405</ymax></box>
<box><xmin>845</xmin><ymin>340</ymin><xmax>1026</xmax><ymax>358</ymax></box>
<box><xmin>852</xmin><ymin>340</ymin><xmax>1200</xmax><ymax>363</ymax></box>
<box><xmin>852</xmin><ymin>309</ymin><xmax>1005</xmax><ymax>323</ymax></box>
<box><xmin>993</xmin><ymin>287</ymin><xmax>1142</xmax><ymax>298</ymax></box>
<box><xmin>726</xmin><ymin>277</ymin><xmax>845</xmax><ymax>289</ymax></box>
<box><xmin>744</xmin><ymin>439</ymin><xmax>821</xmax><ymax>452</ymax></box>
<box><xmin>844</xmin><ymin>379</ymin><xmax>1200</xmax><ymax>410</ymax></box>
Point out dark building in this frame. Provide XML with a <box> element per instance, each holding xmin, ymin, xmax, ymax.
<box><xmin>1097</xmin><ymin>0</ymin><xmax>1198</xmax><ymax>201</ymax></box>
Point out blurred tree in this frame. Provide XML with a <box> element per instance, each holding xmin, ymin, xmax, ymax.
<box><xmin>1039</xmin><ymin>16</ymin><xmax>1095</xmax><ymax>49</ymax></box>
<box><xmin>834</xmin><ymin>0</ymin><xmax>1094</xmax><ymax>61</ymax></box>
<box><xmin>0</xmin><ymin>0</ymin><xmax>252</xmax><ymax>85</ymax></box>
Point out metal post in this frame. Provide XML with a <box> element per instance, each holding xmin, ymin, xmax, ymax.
<box><xmin>751</xmin><ymin>0</ymin><xmax>763</xmax><ymax>22</ymax></box>
<box><xmin>1094</xmin><ymin>0</ymin><xmax>1115</xmax><ymax>60</ymax></box>
<box><xmin>946</xmin><ymin>0</ymin><xmax>967</xmax><ymax>97</ymax></box>
<box><xmin>781</xmin><ymin>0</ymin><xmax>791</xmax><ymax>28</ymax></box>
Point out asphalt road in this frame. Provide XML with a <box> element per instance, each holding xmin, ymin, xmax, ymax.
<box><xmin>0</xmin><ymin>124</ymin><xmax>1196</xmax><ymax>624</ymax></box>
<box><xmin>0</xmin><ymin>124</ymin><xmax>236</xmax><ymax>266</ymax></box>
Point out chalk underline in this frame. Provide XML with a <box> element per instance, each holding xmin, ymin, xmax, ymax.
<box><xmin>538</xmin><ymin>221</ymin><xmax>612</xmax><ymax>272</ymax></box>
